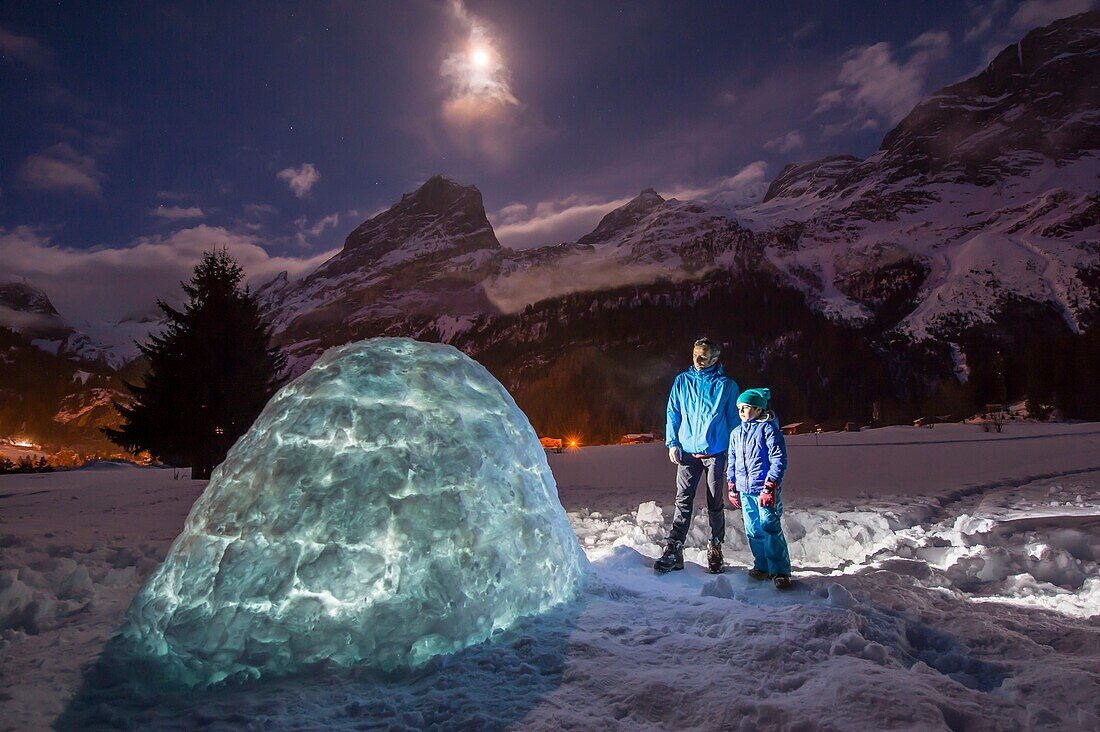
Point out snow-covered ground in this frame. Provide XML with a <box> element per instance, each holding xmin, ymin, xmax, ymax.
<box><xmin>2</xmin><ymin>425</ymin><xmax>1099</xmax><ymax>730</ymax></box>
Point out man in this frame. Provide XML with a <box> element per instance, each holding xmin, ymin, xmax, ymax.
<box><xmin>654</xmin><ymin>337</ymin><xmax>740</xmax><ymax>574</ymax></box>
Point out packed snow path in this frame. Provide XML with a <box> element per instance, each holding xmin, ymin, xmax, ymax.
<box><xmin>2</xmin><ymin>423</ymin><xmax>1100</xmax><ymax>729</ymax></box>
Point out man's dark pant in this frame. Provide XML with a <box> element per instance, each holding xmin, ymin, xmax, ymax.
<box><xmin>668</xmin><ymin>452</ymin><xmax>727</xmax><ymax>544</ymax></box>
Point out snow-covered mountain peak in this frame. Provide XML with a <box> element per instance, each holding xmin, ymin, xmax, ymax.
<box><xmin>578</xmin><ymin>188</ymin><xmax>667</xmax><ymax>246</ymax></box>
<box><xmin>855</xmin><ymin>10</ymin><xmax>1100</xmax><ymax>189</ymax></box>
<box><xmin>335</xmin><ymin>174</ymin><xmax>499</xmax><ymax>269</ymax></box>
<box><xmin>762</xmin><ymin>156</ymin><xmax>861</xmax><ymax>203</ymax></box>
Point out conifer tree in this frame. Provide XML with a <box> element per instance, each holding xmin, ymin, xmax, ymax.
<box><xmin>104</xmin><ymin>249</ymin><xmax>286</xmax><ymax>478</ymax></box>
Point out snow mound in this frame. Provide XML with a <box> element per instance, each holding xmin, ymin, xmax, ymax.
<box><xmin>116</xmin><ymin>338</ymin><xmax>587</xmax><ymax>687</ymax></box>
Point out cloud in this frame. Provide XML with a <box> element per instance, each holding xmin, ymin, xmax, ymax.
<box><xmin>243</xmin><ymin>203</ymin><xmax>278</xmax><ymax>218</ymax></box>
<box><xmin>964</xmin><ymin>0</ymin><xmax>1095</xmax><ymax>68</ymax></box>
<box><xmin>490</xmin><ymin>161</ymin><xmax>771</xmax><ymax>249</ymax></box>
<box><xmin>1010</xmin><ymin>0</ymin><xmax>1096</xmax><ymax>31</ymax></box>
<box><xmin>485</xmin><ymin>257</ymin><xmax>704</xmax><ymax>314</ymax></box>
<box><xmin>715</xmin><ymin>90</ymin><xmax>739</xmax><ymax>106</ymax></box>
<box><xmin>815</xmin><ymin>30</ymin><xmax>951</xmax><ymax>127</ymax></box>
<box><xmin>276</xmin><ymin>163</ymin><xmax>320</xmax><ymax>198</ymax></box>
<box><xmin>0</xmin><ymin>225</ymin><xmax>337</xmax><ymax>324</ymax></box>
<box><xmin>0</xmin><ymin>25</ymin><xmax>53</xmax><ymax>67</ymax></box>
<box><xmin>490</xmin><ymin>194</ymin><xmax>632</xmax><ymax>249</ymax></box>
<box><xmin>293</xmin><ymin>212</ymin><xmax>340</xmax><ymax>246</ymax></box>
<box><xmin>793</xmin><ymin>21</ymin><xmax>818</xmax><ymax>41</ymax></box>
<box><xmin>434</xmin><ymin>0</ymin><xmax>549</xmax><ymax>165</ymax></box>
<box><xmin>17</xmin><ymin>142</ymin><xmax>105</xmax><ymax>196</ymax></box>
<box><xmin>150</xmin><ymin>205</ymin><xmax>205</xmax><ymax>220</ymax></box>
<box><xmin>661</xmin><ymin>161</ymin><xmax>771</xmax><ymax>208</ymax></box>
<box><xmin>965</xmin><ymin>0</ymin><xmax>1009</xmax><ymax>42</ymax></box>
<box><xmin>764</xmin><ymin>130</ymin><xmax>805</xmax><ymax>154</ymax></box>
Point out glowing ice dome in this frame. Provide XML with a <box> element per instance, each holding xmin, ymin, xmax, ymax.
<box><xmin>118</xmin><ymin>338</ymin><xmax>587</xmax><ymax>687</ymax></box>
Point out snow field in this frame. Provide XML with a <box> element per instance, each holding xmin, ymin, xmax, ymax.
<box><xmin>2</xmin><ymin>423</ymin><xmax>1100</xmax><ymax>729</ymax></box>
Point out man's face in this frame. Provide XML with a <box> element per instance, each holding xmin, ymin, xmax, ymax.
<box><xmin>692</xmin><ymin>346</ymin><xmax>718</xmax><ymax>370</ymax></box>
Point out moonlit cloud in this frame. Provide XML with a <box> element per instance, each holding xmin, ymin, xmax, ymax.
<box><xmin>277</xmin><ymin>163</ymin><xmax>320</xmax><ymax>198</ymax></box>
<box><xmin>815</xmin><ymin>30</ymin><xmax>951</xmax><ymax>128</ymax></box>
<box><xmin>18</xmin><ymin>143</ymin><xmax>105</xmax><ymax>196</ymax></box>
<box><xmin>293</xmin><ymin>212</ymin><xmax>340</xmax><ymax>247</ymax></box>
<box><xmin>793</xmin><ymin>21</ymin><xmax>818</xmax><ymax>41</ymax></box>
<box><xmin>0</xmin><ymin>25</ymin><xmax>53</xmax><ymax>67</ymax></box>
<box><xmin>764</xmin><ymin>130</ymin><xmax>806</xmax><ymax>154</ymax></box>
<box><xmin>0</xmin><ymin>225</ymin><xmax>336</xmax><ymax>323</ymax></box>
<box><xmin>1011</xmin><ymin>0</ymin><xmax>1096</xmax><ymax>31</ymax></box>
<box><xmin>150</xmin><ymin>205</ymin><xmax>205</xmax><ymax>220</ymax></box>
<box><xmin>243</xmin><ymin>203</ymin><xmax>278</xmax><ymax>218</ymax></box>
<box><xmin>663</xmin><ymin>161</ymin><xmax>771</xmax><ymax>207</ymax></box>
<box><xmin>491</xmin><ymin>195</ymin><xmax>632</xmax><ymax>249</ymax></box>
<box><xmin>490</xmin><ymin>160</ymin><xmax>771</xmax><ymax>249</ymax></box>
<box><xmin>965</xmin><ymin>0</ymin><xmax>1096</xmax><ymax>66</ymax></box>
<box><xmin>440</xmin><ymin>2</ymin><xmax>517</xmax><ymax>111</ymax></box>
<box><xmin>436</xmin><ymin>0</ymin><xmax>545</xmax><ymax>165</ymax></box>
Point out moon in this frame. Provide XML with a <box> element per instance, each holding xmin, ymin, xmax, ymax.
<box><xmin>471</xmin><ymin>47</ymin><xmax>491</xmax><ymax>68</ymax></box>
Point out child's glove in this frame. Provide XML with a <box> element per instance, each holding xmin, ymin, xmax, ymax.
<box><xmin>759</xmin><ymin>480</ymin><xmax>778</xmax><ymax>508</ymax></box>
<box><xmin>726</xmin><ymin>480</ymin><xmax>741</xmax><ymax>509</ymax></box>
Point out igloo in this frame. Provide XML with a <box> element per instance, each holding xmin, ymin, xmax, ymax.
<box><xmin>118</xmin><ymin>338</ymin><xmax>587</xmax><ymax>687</ymax></box>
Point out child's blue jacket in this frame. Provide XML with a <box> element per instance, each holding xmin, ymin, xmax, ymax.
<box><xmin>727</xmin><ymin>412</ymin><xmax>788</xmax><ymax>494</ymax></box>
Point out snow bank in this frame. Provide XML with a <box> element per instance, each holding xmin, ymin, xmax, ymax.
<box><xmin>115</xmin><ymin>338</ymin><xmax>586</xmax><ymax>687</ymax></box>
<box><xmin>568</xmin><ymin>474</ymin><xmax>1100</xmax><ymax>619</ymax></box>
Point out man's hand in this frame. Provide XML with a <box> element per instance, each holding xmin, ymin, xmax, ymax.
<box><xmin>727</xmin><ymin>480</ymin><xmax>741</xmax><ymax>510</ymax></box>
<box><xmin>760</xmin><ymin>480</ymin><xmax>778</xmax><ymax>509</ymax></box>
<box><xmin>668</xmin><ymin>447</ymin><xmax>682</xmax><ymax>465</ymax></box>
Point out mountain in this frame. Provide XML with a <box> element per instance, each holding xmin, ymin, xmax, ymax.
<box><xmin>259</xmin><ymin>175</ymin><xmax>504</xmax><ymax>373</ymax></box>
<box><xmin>0</xmin><ymin>276</ymin><xmax>151</xmax><ymax>370</ymax></box>
<box><xmin>739</xmin><ymin>10</ymin><xmax>1100</xmax><ymax>341</ymax></box>
<box><xmin>1</xmin><ymin>276</ymin><xmax>74</xmax><ymax>343</ymax></box>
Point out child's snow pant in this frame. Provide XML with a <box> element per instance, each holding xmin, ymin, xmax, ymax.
<box><xmin>668</xmin><ymin>453</ymin><xmax>726</xmax><ymax>544</ymax></box>
<box><xmin>740</xmin><ymin>489</ymin><xmax>791</xmax><ymax>576</ymax></box>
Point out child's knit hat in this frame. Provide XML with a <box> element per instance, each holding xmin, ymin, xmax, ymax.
<box><xmin>736</xmin><ymin>387</ymin><xmax>771</xmax><ymax>409</ymax></box>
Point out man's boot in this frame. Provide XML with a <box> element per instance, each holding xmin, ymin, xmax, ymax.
<box><xmin>653</xmin><ymin>540</ymin><xmax>684</xmax><ymax>573</ymax></box>
<box><xmin>706</xmin><ymin>539</ymin><xmax>725</xmax><ymax>574</ymax></box>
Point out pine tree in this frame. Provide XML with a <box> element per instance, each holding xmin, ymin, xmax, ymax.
<box><xmin>104</xmin><ymin>249</ymin><xmax>286</xmax><ymax>479</ymax></box>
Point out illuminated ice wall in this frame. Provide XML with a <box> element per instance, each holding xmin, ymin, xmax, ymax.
<box><xmin>118</xmin><ymin>338</ymin><xmax>587</xmax><ymax>687</ymax></box>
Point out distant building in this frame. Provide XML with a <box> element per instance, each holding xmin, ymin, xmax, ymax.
<box><xmin>912</xmin><ymin>415</ymin><xmax>951</xmax><ymax>428</ymax></box>
<box><xmin>618</xmin><ymin>433</ymin><xmax>657</xmax><ymax>445</ymax></box>
<box><xmin>539</xmin><ymin>437</ymin><xmax>563</xmax><ymax>453</ymax></box>
<box><xmin>781</xmin><ymin>422</ymin><xmax>812</xmax><ymax>436</ymax></box>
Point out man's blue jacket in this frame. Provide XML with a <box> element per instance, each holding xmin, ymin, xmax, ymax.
<box><xmin>665</xmin><ymin>363</ymin><xmax>740</xmax><ymax>455</ymax></box>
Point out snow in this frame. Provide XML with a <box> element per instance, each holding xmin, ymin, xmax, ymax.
<box><xmin>114</xmin><ymin>338</ymin><xmax>586</xmax><ymax>688</ymax></box>
<box><xmin>2</xmin><ymin>422</ymin><xmax>1100</xmax><ymax>729</ymax></box>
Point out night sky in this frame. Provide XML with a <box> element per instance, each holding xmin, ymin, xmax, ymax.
<box><xmin>1</xmin><ymin>0</ymin><xmax>1094</xmax><ymax>322</ymax></box>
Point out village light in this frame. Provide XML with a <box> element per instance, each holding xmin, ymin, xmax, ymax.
<box><xmin>13</xmin><ymin>437</ymin><xmax>35</xmax><ymax>448</ymax></box>
<box><xmin>214</xmin><ymin>426</ymin><xmax>224</xmax><ymax>435</ymax></box>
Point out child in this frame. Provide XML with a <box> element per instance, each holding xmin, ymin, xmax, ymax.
<box><xmin>726</xmin><ymin>387</ymin><xmax>792</xmax><ymax>589</ymax></box>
